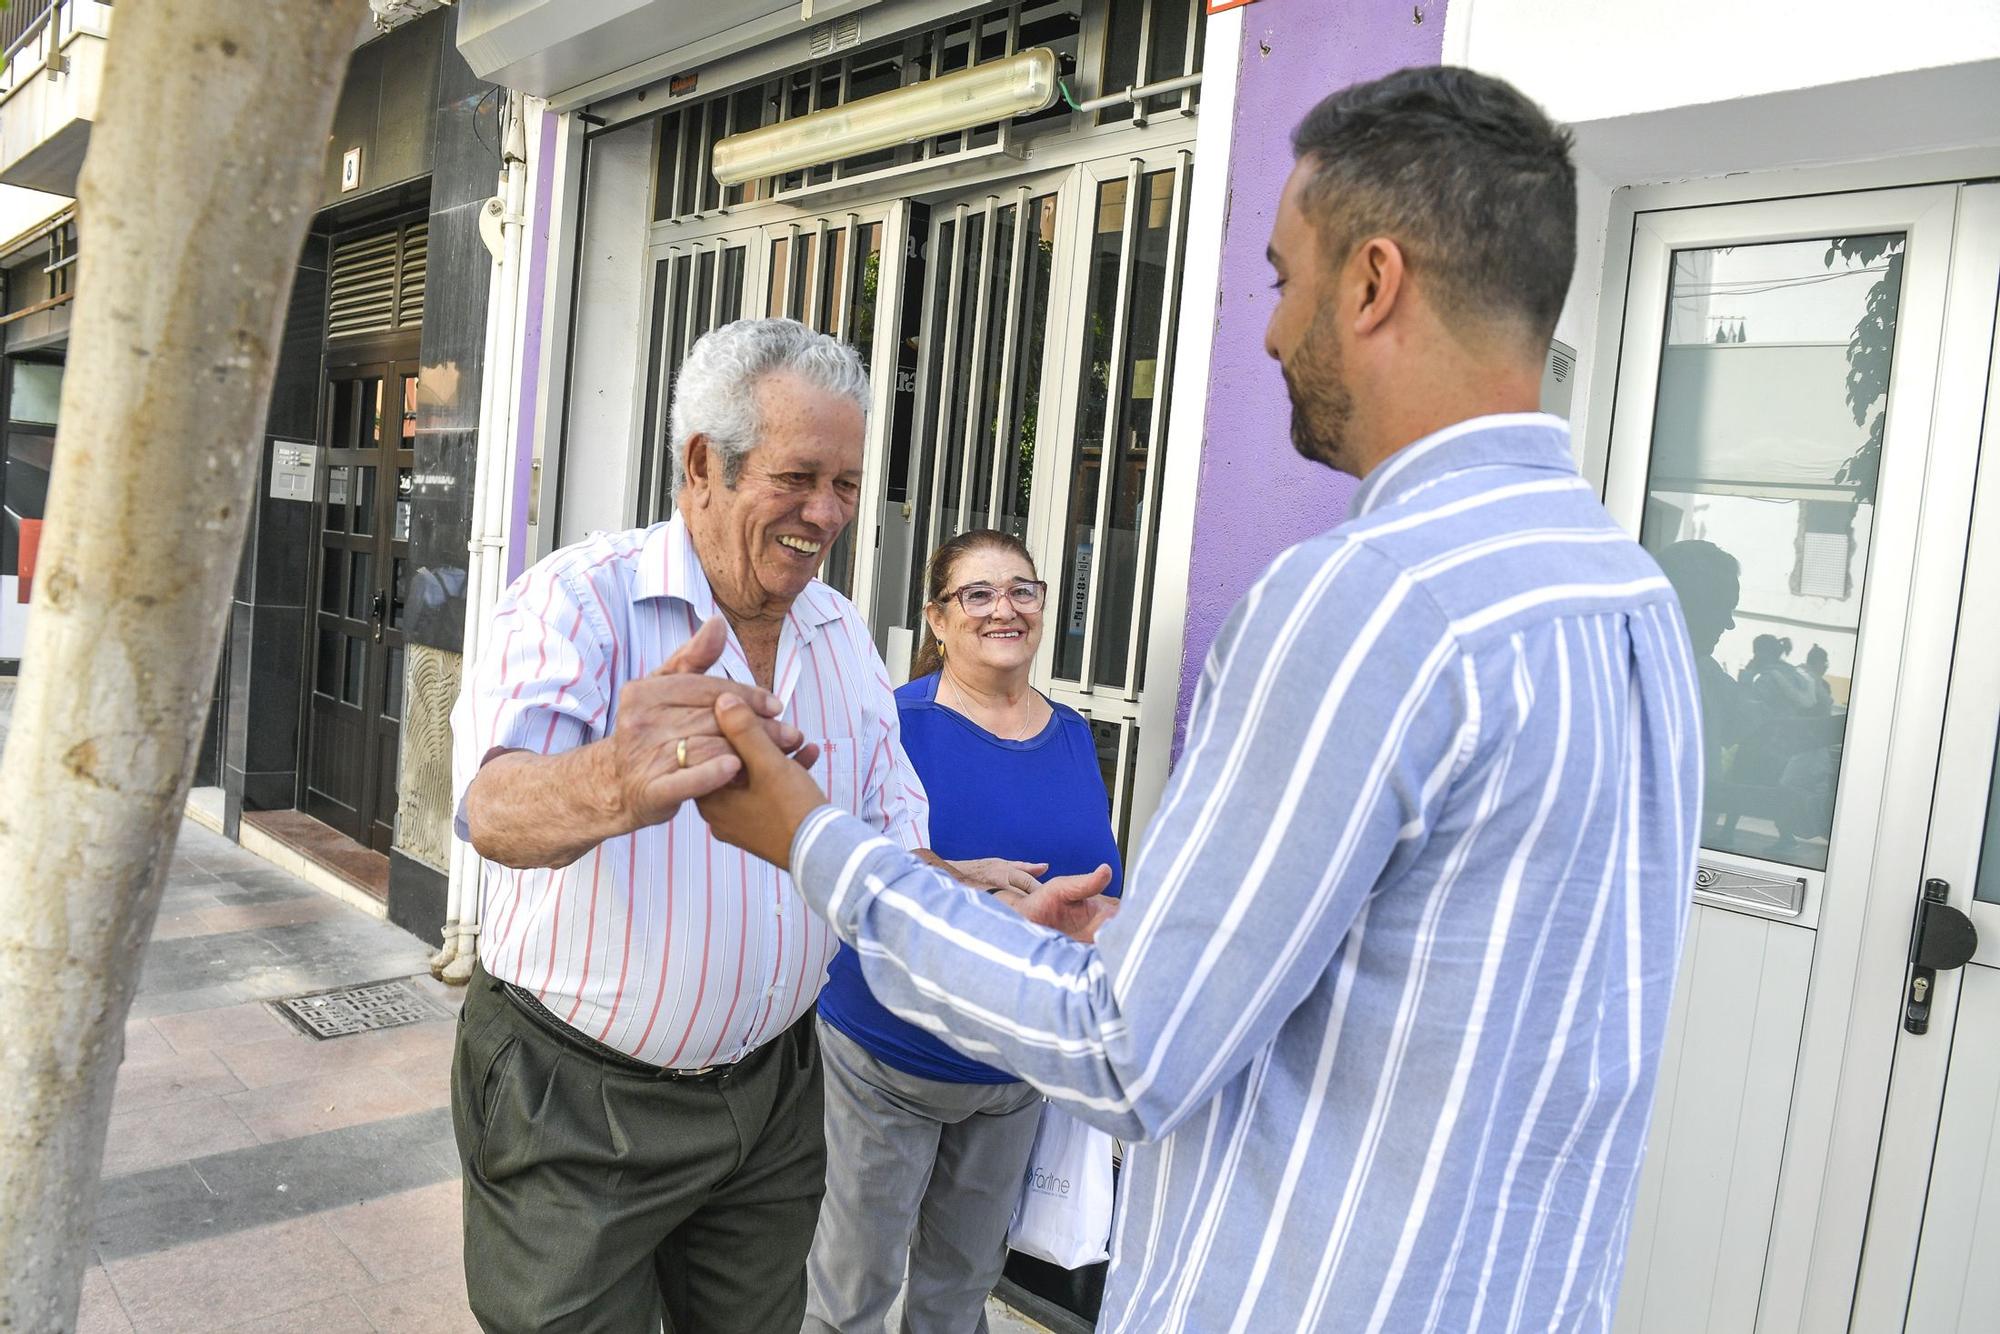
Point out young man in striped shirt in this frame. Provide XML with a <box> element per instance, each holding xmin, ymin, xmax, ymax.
<box><xmin>700</xmin><ymin>67</ymin><xmax>1705</xmax><ymax>1331</ymax></box>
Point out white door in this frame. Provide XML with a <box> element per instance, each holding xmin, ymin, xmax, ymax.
<box><xmin>1850</xmin><ymin>184</ymin><xmax>2000</xmax><ymax>1332</ymax></box>
<box><xmin>1598</xmin><ymin>182</ymin><xmax>2000</xmax><ymax>1330</ymax></box>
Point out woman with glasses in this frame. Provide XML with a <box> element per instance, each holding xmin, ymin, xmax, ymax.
<box><xmin>804</xmin><ymin>529</ymin><xmax>1123</xmax><ymax>1334</ymax></box>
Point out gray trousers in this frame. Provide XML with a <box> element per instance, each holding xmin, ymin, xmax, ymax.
<box><xmin>804</xmin><ymin>1020</ymin><xmax>1042</xmax><ymax>1334</ymax></box>
<box><xmin>453</xmin><ymin>966</ymin><xmax>826</xmax><ymax>1334</ymax></box>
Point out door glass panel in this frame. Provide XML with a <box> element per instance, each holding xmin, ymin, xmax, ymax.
<box><xmin>320</xmin><ymin>550</ymin><xmax>343</xmax><ymax>613</ymax></box>
<box><xmin>342</xmin><ymin>638</ymin><xmax>365</xmax><ymax>707</ymax></box>
<box><xmin>348</xmin><ymin>551</ymin><xmax>374</xmax><ymax>621</ymax></box>
<box><xmin>316</xmin><ymin>627</ymin><xmax>341</xmax><ymax>696</ymax></box>
<box><xmin>330</xmin><ymin>380</ymin><xmax>356</xmax><ymax>450</ymax></box>
<box><xmin>392</xmin><ymin>557</ymin><xmax>408</xmax><ymax>628</ymax></box>
<box><xmin>352</xmin><ymin>466</ymin><xmax>377</xmax><ymax>536</ymax></box>
<box><xmin>400</xmin><ymin>375</ymin><xmax>418</xmax><ymax>441</ymax></box>
<box><xmin>1977</xmin><ymin>724</ymin><xmax>2000</xmax><ymax>905</ymax></box>
<box><xmin>395</xmin><ymin>468</ymin><xmax>412</xmax><ymax>542</ymax></box>
<box><xmin>324</xmin><ymin>467</ymin><xmax>350</xmax><ymax>530</ymax></box>
<box><xmin>384</xmin><ymin>646</ymin><xmax>405</xmax><ymax>721</ymax></box>
<box><xmin>1642</xmin><ymin>233</ymin><xmax>1905</xmax><ymax>871</ymax></box>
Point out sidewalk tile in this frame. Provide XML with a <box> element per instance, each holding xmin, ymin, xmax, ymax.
<box><xmin>77</xmin><ymin>1264</ymin><xmax>133</xmax><ymax>1334</ymax></box>
<box><xmin>128</xmin><ymin>982</ymin><xmax>254</xmax><ymax>1022</ymax></box>
<box><xmin>225</xmin><ymin>1069</ymin><xmax>445</xmax><ymax>1144</ymax></box>
<box><xmin>102</xmin><ymin>1215</ymin><xmax>371</xmax><ymax>1334</ymax></box>
<box><xmin>110</xmin><ymin>1049</ymin><xmax>245</xmax><ymax>1114</ymax></box>
<box><xmin>214</xmin><ymin>1020</ymin><xmax>449</xmax><ymax>1090</ymax></box>
<box><xmin>151</xmin><ymin>1000</ymin><xmax>292</xmax><ymax>1055</ymax></box>
<box><xmin>321</xmin><ymin>1180</ymin><xmax>463</xmax><ymax>1284</ymax></box>
<box><xmin>101</xmin><ymin>1097</ymin><xmax>258</xmax><ymax>1178</ymax></box>
<box><xmin>120</xmin><ymin>1019</ymin><xmax>174</xmax><ymax>1066</ymax></box>
<box><xmin>351</xmin><ymin>1260</ymin><xmax>480</xmax><ymax>1334</ymax></box>
<box><xmin>216</xmin><ymin>1295</ymin><xmax>375</xmax><ymax>1333</ymax></box>
<box><xmin>195</xmin><ymin>894</ymin><xmax>347</xmax><ymax>936</ymax></box>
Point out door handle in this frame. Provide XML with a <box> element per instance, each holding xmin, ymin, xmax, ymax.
<box><xmin>371</xmin><ymin>589</ymin><xmax>387</xmax><ymax>644</ymax></box>
<box><xmin>1904</xmin><ymin>878</ymin><xmax>1978</xmax><ymax>1034</ymax></box>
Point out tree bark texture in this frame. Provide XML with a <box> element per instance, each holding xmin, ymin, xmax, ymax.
<box><xmin>0</xmin><ymin>2</ymin><xmax>368</xmax><ymax>1327</ymax></box>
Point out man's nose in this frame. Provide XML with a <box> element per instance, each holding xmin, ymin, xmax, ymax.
<box><xmin>802</xmin><ymin>486</ymin><xmax>846</xmax><ymax>531</ymax></box>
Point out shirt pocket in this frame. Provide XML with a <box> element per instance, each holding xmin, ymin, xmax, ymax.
<box><xmin>815</xmin><ymin>737</ymin><xmax>863</xmax><ymax>821</ymax></box>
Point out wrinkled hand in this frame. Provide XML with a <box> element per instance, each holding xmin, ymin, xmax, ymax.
<box><xmin>947</xmin><ymin>857</ymin><xmax>1049</xmax><ymax>894</ymax></box>
<box><xmin>695</xmin><ymin>691</ymin><xmax>830</xmax><ymax>868</ymax></box>
<box><xmin>608</xmin><ymin>617</ymin><xmax>816</xmax><ymax>829</ymax></box>
<box><xmin>1004</xmin><ymin>865</ymin><xmax>1119</xmax><ymax>944</ymax></box>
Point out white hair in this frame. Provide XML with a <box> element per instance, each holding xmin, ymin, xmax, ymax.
<box><xmin>668</xmin><ymin>318</ymin><xmax>871</xmax><ymax>498</ymax></box>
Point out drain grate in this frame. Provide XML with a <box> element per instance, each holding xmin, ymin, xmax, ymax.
<box><xmin>270</xmin><ymin>977</ymin><xmax>452</xmax><ymax>1040</ymax></box>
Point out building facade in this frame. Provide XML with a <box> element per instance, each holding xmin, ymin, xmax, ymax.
<box><xmin>459</xmin><ymin>0</ymin><xmax>2000</xmax><ymax>1328</ymax></box>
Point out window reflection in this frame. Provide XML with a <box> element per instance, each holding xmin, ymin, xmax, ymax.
<box><xmin>1645</xmin><ymin>233</ymin><xmax>1904</xmax><ymax>870</ymax></box>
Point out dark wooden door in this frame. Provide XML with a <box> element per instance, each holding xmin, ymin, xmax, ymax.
<box><xmin>304</xmin><ymin>359</ymin><xmax>416</xmax><ymax>851</ymax></box>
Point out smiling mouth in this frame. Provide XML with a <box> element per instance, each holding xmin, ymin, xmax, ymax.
<box><xmin>775</xmin><ymin>535</ymin><xmax>822</xmax><ymax>556</ymax></box>
<box><xmin>983</xmin><ymin>629</ymin><xmax>1024</xmax><ymax>639</ymax></box>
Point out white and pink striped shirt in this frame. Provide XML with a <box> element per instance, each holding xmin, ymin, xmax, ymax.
<box><xmin>451</xmin><ymin>516</ymin><xmax>929</xmax><ymax>1068</ymax></box>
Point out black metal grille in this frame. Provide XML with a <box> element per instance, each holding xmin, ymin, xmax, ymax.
<box><xmin>270</xmin><ymin>978</ymin><xmax>452</xmax><ymax>1040</ymax></box>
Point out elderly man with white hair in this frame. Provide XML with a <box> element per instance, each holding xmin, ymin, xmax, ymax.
<box><xmin>447</xmin><ymin>319</ymin><xmax>1088</xmax><ymax>1333</ymax></box>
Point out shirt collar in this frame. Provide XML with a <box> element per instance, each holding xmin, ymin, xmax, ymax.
<box><xmin>1350</xmin><ymin>412</ymin><xmax>1578</xmax><ymax>519</ymax></box>
<box><xmin>633</xmin><ymin>514</ymin><xmax>845</xmax><ymax>629</ymax></box>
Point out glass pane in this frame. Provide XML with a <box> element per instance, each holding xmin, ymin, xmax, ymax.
<box><xmin>1978</xmin><ymin>724</ymin><xmax>2000</xmax><ymax>905</ymax></box>
<box><xmin>1145</xmin><ymin>0</ymin><xmax>1196</xmax><ymax>114</ymax></box>
<box><xmin>1092</xmin><ymin>170</ymin><xmax>1180</xmax><ymax>691</ymax></box>
<box><xmin>766</xmin><ymin>236</ymin><xmax>791</xmax><ymax>319</ymax></box>
<box><xmin>320</xmin><ymin>547</ymin><xmax>343</xmax><ymax>613</ymax></box>
<box><xmin>936</xmin><ymin>211</ymin><xmax>987</xmax><ymax>541</ymax></box>
<box><xmin>324</xmin><ymin>467</ymin><xmax>350</xmax><ymax>531</ymax></box>
<box><xmin>1055</xmin><ymin>178</ymin><xmax>1131</xmax><ymax>681</ymax></box>
<box><xmin>352</xmin><ymin>466</ymin><xmax>377</xmax><ymax>536</ymax></box>
<box><xmin>365</xmin><ymin>379</ymin><xmax>384</xmax><ymax>445</ymax></box>
<box><xmin>654</xmin><ymin>109</ymin><xmax>684</xmax><ymax>222</ymax></box>
<box><xmin>342</xmin><ymin>638</ymin><xmax>365</xmax><ymax>707</ymax></box>
<box><xmin>392</xmin><ymin>557</ymin><xmax>407</xmax><ymax>628</ymax></box>
<box><xmin>998</xmin><ymin>195</ymin><xmax>1059</xmax><ymax>541</ymax></box>
<box><xmin>330</xmin><ymin>380</ymin><xmax>356</xmax><ymax>450</ymax></box>
<box><xmin>904</xmin><ymin>218</ymin><xmax>958</xmax><ymax>625</ymax></box>
<box><xmin>1643</xmin><ymin>233</ymin><xmax>1904</xmax><ymax>871</ymax></box>
<box><xmin>964</xmin><ymin>203</ymin><xmax>1017</xmax><ymax>532</ymax></box>
<box><xmin>401</xmin><ymin>375</ymin><xmax>418</xmax><ymax>441</ymax></box>
<box><xmin>384</xmin><ymin>646</ymin><xmax>405</xmax><ymax>721</ymax></box>
<box><xmin>316</xmin><ymin>627</ymin><xmax>342</xmax><ymax>696</ymax></box>
<box><xmin>348</xmin><ymin>550</ymin><xmax>374</xmax><ymax>621</ymax></box>
<box><xmin>789</xmin><ymin>231</ymin><xmax>815</xmax><ymax>322</ymax></box>
<box><xmin>849</xmin><ymin>223</ymin><xmax>883</xmax><ymax>367</ymax></box>
<box><xmin>817</xmin><ymin>228</ymin><xmax>848</xmax><ymax>336</ymax></box>
<box><xmin>719</xmin><ymin>246</ymin><xmax>747</xmax><ymax>323</ymax></box>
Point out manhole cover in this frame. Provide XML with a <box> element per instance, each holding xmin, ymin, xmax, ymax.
<box><xmin>270</xmin><ymin>978</ymin><xmax>451</xmax><ymax>1040</ymax></box>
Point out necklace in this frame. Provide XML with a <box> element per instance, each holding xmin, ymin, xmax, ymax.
<box><xmin>941</xmin><ymin>670</ymin><xmax>1045</xmax><ymax>742</ymax></box>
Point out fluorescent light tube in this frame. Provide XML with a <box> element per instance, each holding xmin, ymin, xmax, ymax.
<box><xmin>710</xmin><ymin>47</ymin><xmax>1060</xmax><ymax>188</ymax></box>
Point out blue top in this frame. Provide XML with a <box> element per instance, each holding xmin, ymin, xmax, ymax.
<box><xmin>790</xmin><ymin>415</ymin><xmax>1704</xmax><ymax>1331</ymax></box>
<box><xmin>816</xmin><ymin>672</ymin><xmax>1124</xmax><ymax>1084</ymax></box>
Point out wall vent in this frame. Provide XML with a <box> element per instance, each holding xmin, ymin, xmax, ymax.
<box><xmin>809</xmin><ymin>14</ymin><xmax>862</xmax><ymax>57</ymax></box>
<box><xmin>327</xmin><ymin>219</ymin><xmax>428</xmax><ymax>342</ymax></box>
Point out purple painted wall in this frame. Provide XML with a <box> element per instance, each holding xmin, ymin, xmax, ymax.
<box><xmin>1173</xmin><ymin>0</ymin><xmax>1447</xmax><ymax>744</ymax></box>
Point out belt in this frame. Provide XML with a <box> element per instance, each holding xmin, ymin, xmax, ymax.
<box><xmin>498</xmin><ymin>979</ymin><xmax>734</xmax><ymax>1081</ymax></box>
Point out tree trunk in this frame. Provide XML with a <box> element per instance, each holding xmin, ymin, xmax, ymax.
<box><xmin>0</xmin><ymin>2</ymin><xmax>368</xmax><ymax>1326</ymax></box>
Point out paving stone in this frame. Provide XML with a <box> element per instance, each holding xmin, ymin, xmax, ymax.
<box><xmin>320</xmin><ymin>1180</ymin><xmax>464</xmax><ymax>1284</ymax></box>
<box><xmin>95</xmin><ymin>1107</ymin><xmax>458</xmax><ymax>1262</ymax></box>
<box><xmin>150</xmin><ymin>1000</ymin><xmax>293</xmax><ymax>1056</ymax></box>
<box><xmin>215</xmin><ymin>1295</ymin><xmax>376</xmax><ymax>1333</ymax></box>
<box><xmin>94</xmin><ymin>1162</ymin><xmax>214</xmax><ymax>1224</ymax></box>
<box><xmin>76</xmin><ymin>1263</ymin><xmax>134</xmax><ymax>1334</ymax></box>
<box><xmin>120</xmin><ymin>1019</ymin><xmax>175</xmax><ymax>1066</ymax></box>
<box><xmin>100</xmin><ymin>1096</ymin><xmax>258</xmax><ymax>1179</ymax></box>
<box><xmin>109</xmin><ymin>1048</ymin><xmax>246</xmax><ymax>1115</ymax></box>
<box><xmin>102</xmin><ymin>1214</ymin><xmax>373</xmax><ymax>1334</ymax></box>
<box><xmin>350</xmin><ymin>1260</ymin><xmax>482</xmax><ymax>1334</ymax></box>
<box><xmin>225</xmin><ymin>1068</ymin><xmax>447</xmax><ymax>1145</ymax></box>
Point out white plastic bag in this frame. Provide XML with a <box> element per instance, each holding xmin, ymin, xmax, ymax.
<box><xmin>1007</xmin><ymin>1100</ymin><xmax>1114</xmax><ymax>1269</ymax></box>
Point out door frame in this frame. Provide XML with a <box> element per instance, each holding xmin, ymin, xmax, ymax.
<box><xmin>1849</xmin><ymin>181</ymin><xmax>2000</xmax><ymax>1331</ymax></box>
<box><xmin>1594</xmin><ymin>180</ymin><xmax>1980</xmax><ymax>1332</ymax></box>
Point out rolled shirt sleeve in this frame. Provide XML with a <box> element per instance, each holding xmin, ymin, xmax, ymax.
<box><xmin>451</xmin><ymin>559</ymin><xmax>609</xmax><ymax>840</ymax></box>
<box><xmin>787</xmin><ymin>540</ymin><xmax>1470</xmax><ymax>1142</ymax></box>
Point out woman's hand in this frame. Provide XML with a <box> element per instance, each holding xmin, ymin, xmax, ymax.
<box><xmin>939</xmin><ymin>856</ymin><xmax>1050</xmax><ymax>894</ymax></box>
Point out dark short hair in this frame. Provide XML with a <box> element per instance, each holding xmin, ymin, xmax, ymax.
<box><xmin>1291</xmin><ymin>66</ymin><xmax>1576</xmax><ymax>342</ymax></box>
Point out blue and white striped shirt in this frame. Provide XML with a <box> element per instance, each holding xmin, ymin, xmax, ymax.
<box><xmin>790</xmin><ymin>414</ymin><xmax>1703</xmax><ymax>1331</ymax></box>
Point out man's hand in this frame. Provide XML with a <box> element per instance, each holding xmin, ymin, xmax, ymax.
<box><xmin>918</xmin><ymin>852</ymin><xmax>1050</xmax><ymax>894</ymax></box>
<box><xmin>1002</xmin><ymin>865</ymin><xmax>1119</xmax><ymax>944</ymax></box>
<box><xmin>605</xmin><ymin>616</ymin><xmax>814</xmax><ymax>829</ymax></box>
<box><xmin>696</xmin><ymin>691</ymin><xmax>831</xmax><ymax>868</ymax></box>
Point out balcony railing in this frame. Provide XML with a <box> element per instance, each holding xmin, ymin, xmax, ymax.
<box><xmin>0</xmin><ymin>1</ymin><xmax>56</xmax><ymax>60</ymax></box>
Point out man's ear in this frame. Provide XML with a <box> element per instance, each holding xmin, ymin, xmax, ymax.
<box><xmin>1351</xmin><ymin>236</ymin><xmax>1407</xmax><ymax>338</ymax></box>
<box><xmin>682</xmin><ymin>435</ymin><xmax>713</xmax><ymax>503</ymax></box>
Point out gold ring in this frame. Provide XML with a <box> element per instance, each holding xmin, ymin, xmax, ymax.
<box><xmin>676</xmin><ymin>737</ymin><xmax>689</xmax><ymax>769</ymax></box>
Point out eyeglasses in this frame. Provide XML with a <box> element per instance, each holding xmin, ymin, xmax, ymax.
<box><xmin>936</xmin><ymin>580</ymin><xmax>1047</xmax><ymax>618</ymax></box>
